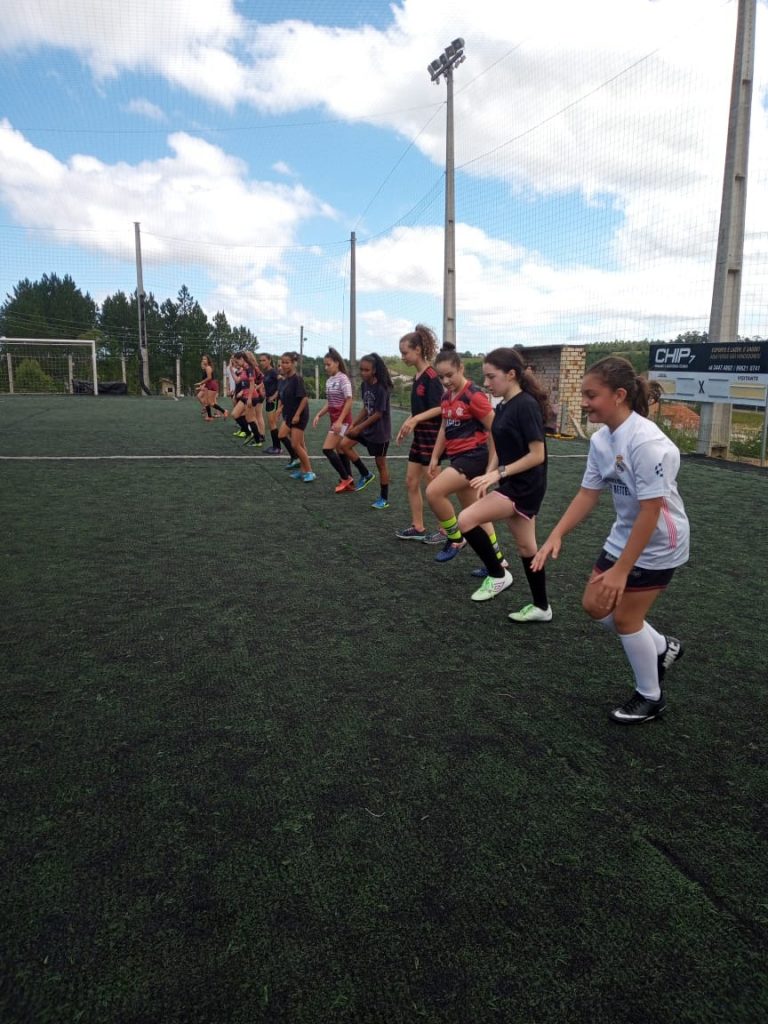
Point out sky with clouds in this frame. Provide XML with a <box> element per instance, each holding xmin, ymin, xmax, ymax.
<box><xmin>1</xmin><ymin>0</ymin><xmax>767</xmax><ymax>357</ymax></box>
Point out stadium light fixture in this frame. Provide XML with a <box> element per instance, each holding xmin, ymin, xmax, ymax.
<box><xmin>427</xmin><ymin>38</ymin><xmax>466</xmax><ymax>348</ymax></box>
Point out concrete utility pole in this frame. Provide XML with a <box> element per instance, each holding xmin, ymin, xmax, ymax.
<box><xmin>428</xmin><ymin>38</ymin><xmax>466</xmax><ymax>349</ymax></box>
<box><xmin>349</xmin><ymin>231</ymin><xmax>357</xmax><ymax>390</ymax></box>
<box><xmin>134</xmin><ymin>222</ymin><xmax>151</xmax><ymax>395</ymax></box>
<box><xmin>299</xmin><ymin>325</ymin><xmax>305</xmax><ymax>375</ymax></box>
<box><xmin>698</xmin><ymin>0</ymin><xmax>756</xmax><ymax>455</ymax></box>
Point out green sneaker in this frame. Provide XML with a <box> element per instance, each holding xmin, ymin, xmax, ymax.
<box><xmin>284</xmin><ymin>458</ymin><xmax>300</xmax><ymax>469</ymax></box>
<box><xmin>508</xmin><ymin>603</ymin><xmax>552</xmax><ymax>623</ymax></box>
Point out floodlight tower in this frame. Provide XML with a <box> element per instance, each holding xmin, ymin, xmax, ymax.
<box><xmin>428</xmin><ymin>38</ymin><xmax>466</xmax><ymax>349</ymax></box>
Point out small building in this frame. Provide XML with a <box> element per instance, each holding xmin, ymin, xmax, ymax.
<box><xmin>517</xmin><ymin>345</ymin><xmax>587</xmax><ymax>435</ymax></box>
<box><xmin>159</xmin><ymin>378</ymin><xmax>176</xmax><ymax>397</ymax></box>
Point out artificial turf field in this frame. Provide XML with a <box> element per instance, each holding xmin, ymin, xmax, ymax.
<box><xmin>1</xmin><ymin>395</ymin><xmax>766</xmax><ymax>1024</ymax></box>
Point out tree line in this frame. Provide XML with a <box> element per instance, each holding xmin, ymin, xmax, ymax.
<box><xmin>0</xmin><ymin>273</ymin><xmax>258</xmax><ymax>391</ymax></box>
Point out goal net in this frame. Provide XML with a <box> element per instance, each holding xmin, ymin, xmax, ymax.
<box><xmin>0</xmin><ymin>339</ymin><xmax>99</xmax><ymax>395</ymax></box>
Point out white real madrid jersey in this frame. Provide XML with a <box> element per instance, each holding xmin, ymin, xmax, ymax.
<box><xmin>582</xmin><ymin>412</ymin><xmax>690</xmax><ymax>569</ymax></box>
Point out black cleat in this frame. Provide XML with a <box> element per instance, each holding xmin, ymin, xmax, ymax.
<box><xmin>609</xmin><ymin>690</ymin><xmax>666</xmax><ymax>724</ymax></box>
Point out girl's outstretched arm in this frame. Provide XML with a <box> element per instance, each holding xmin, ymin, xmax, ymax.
<box><xmin>531</xmin><ymin>487</ymin><xmax>602</xmax><ymax>571</ymax></box>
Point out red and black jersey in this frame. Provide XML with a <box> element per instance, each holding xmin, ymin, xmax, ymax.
<box><xmin>441</xmin><ymin>381</ymin><xmax>493</xmax><ymax>456</ymax></box>
<box><xmin>235</xmin><ymin>365</ymin><xmax>263</xmax><ymax>397</ymax></box>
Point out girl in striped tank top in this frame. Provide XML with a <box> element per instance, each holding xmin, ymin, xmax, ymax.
<box><xmin>312</xmin><ymin>348</ymin><xmax>355</xmax><ymax>492</ymax></box>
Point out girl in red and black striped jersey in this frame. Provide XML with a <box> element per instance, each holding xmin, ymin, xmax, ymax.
<box><xmin>230</xmin><ymin>351</ymin><xmax>265</xmax><ymax>446</ymax></box>
<box><xmin>241</xmin><ymin>350</ymin><xmax>266</xmax><ymax>447</ymax></box>
<box><xmin>258</xmin><ymin>353</ymin><xmax>282</xmax><ymax>453</ymax></box>
<box><xmin>426</xmin><ymin>344</ymin><xmax>505</xmax><ymax>566</ymax></box>
<box><xmin>312</xmin><ymin>348</ymin><xmax>355</xmax><ymax>492</ymax></box>
<box><xmin>395</xmin><ymin>324</ymin><xmax>444</xmax><ymax>541</ymax></box>
<box><xmin>457</xmin><ymin>347</ymin><xmax>551</xmax><ymax>612</ymax></box>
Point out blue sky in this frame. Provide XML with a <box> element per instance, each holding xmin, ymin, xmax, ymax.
<box><xmin>1</xmin><ymin>0</ymin><xmax>767</xmax><ymax>357</ymax></box>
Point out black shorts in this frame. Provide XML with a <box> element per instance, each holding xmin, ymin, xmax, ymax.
<box><xmin>408</xmin><ymin>450</ymin><xmax>433</xmax><ymax>466</ymax></box>
<box><xmin>359</xmin><ymin>439</ymin><xmax>389</xmax><ymax>458</ymax></box>
<box><xmin>449</xmin><ymin>450</ymin><xmax>487</xmax><ymax>481</ymax></box>
<box><xmin>285</xmin><ymin>410</ymin><xmax>309</xmax><ymax>431</ymax></box>
<box><xmin>266</xmin><ymin>398</ymin><xmax>278</xmax><ymax>412</ymax></box>
<box><xmin>594</xmin><ymin>549</ymin><xmax>676</xmax><ymax>591</ymax></box>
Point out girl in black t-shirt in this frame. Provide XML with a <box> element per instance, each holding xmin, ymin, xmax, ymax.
<box><xmin>278</xmin><ymin>352</ymin><xmax>315</xmax><ymax>482</ymax></box>
<box><xmin>457</xmin><ymin>347</ymin><xmax>552</xmax><ymax>620</ymax></box>
<box><xmin>395</xmin><ymin>324</ymin><xmax>444</xmax><ymax>541</ymax></box>
<box><xmin>259</xmin><ymin>353</ymin><xmax>281</xmax><ymax>454</ymax></box>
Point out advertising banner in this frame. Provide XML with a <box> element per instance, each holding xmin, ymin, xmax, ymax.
<box><xmin>649</xmin><ymin>342</ymin><xmax>768</xmax><ymax>407</ymax></box>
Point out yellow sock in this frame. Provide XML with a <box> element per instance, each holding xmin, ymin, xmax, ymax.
<box><xmin>440</xmin><ymin>516</ymin><xmax>462</xmax><ymax>541</ymax></box>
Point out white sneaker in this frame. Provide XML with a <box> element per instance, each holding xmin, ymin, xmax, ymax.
<box><xmin>507</xmin><ymin>603</ymin><xmax>553</xmax><ymax>623</ymax></box>
<box><xmin>470</xmin><ymin>569</ymin><xmax>513</xmax><ymax>602</ymax></box>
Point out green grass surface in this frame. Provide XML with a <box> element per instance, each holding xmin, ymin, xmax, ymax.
<box><xmin>1</xmin><ymin>396</ymin><xmax>767</xmax><ymax>1024</ymax></box>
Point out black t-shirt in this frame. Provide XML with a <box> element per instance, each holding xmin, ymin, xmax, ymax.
<box><xmin>493</xmin><ymin>391</ymin><xmax>547</xmax><ymax>512</ymax></box>
<box><xmin>263</xmin><ymin>368</ymin><xmax>278</xmax><ymax>400</ymax></box>
<box><xmin>410</xmin><ymin>365</ymin><xmax>443</xmax><ymax>416</ymax></box>
<box><xmin>281</xmin><ymin>373</ymin><xmax>307</xmax><ymax>421</ymax></box>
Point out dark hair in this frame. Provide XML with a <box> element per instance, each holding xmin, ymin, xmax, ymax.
<box><xmin>360</xmin><ymin>352</ymin><xmax>393</xmax><ymax>390</ymax></box>
<box><xmin>324</xmin><ymin>347</ymin><xmax>347</xmax><ymax>374</ymax></box>
<box><xmin>201</xmin><ymin>354</ymin><xmax>212</xmax><ymax>367</ymax></box>
<box><xmin>434</xmin><ymin>340</ymin><xmax>461</xmax><ymax>369</ymax></box>
<box><xmin>281</xmin><ymin>351</ymin><xmax>299</xmax><ymax>363</ymax></box>
<box><xmin>484</xmin><ymin>347</ymin><xmax>551</xmax><ymax>422</ymax></box>
<box><xmin>400</xmin><ymin>324</ymin><xmax>438</xmax><ymax>362</ymax></box>
<box><xmin>585</xmin><ymin>356</ymin><xmax>662</xmax><ymax>417</ymax></box>
<box><xmin>259</xmin><ymin>353</ymin><xmax>274</xmax><ymax>366</ymax></box>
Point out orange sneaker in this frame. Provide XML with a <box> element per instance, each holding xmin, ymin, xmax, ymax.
<box><xmin>334</xmin><ymin>477</ymin><xmax>355</xmax><ymax>493</ymax></box>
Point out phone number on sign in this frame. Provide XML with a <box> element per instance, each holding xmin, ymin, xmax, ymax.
<box><xmin>709</xmin><ymin>364</ymin><xmax>762</xmax><ymax>372</ymax></box>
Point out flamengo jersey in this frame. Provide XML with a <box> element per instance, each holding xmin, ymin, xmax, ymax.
<box><xmin>441</xmin><ymin>381</ymin><xmax>493</xmax><ymax>456</ymax></box>
<box><xmin>582</xmin><ymin>412</ymin><xmax>690</xmax><ymax>569</ymax></box>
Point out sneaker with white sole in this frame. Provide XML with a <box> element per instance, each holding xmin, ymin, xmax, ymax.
<box><xmin>508</xmin><ymin>603</ymin><xmax>552</xmax><ymax>623</ymax></box>
<box><xmin>609</xmin><ymin>690</ymin><xmax>666</xmax><ymax>724</ymax></box>
<box><xmin>470</xmin><ymin>569</ymin><xmax>513</xmax><ymax>602</ymax></box>
<box><xmin>658</xmin><ymin>636</ymin><xmax>684</xmax><ymax>683</ymax></box>
<box><xmin>396</xmin><ymin>525</ymin><xmax>427</xmax><ymax>540</ymax></box>
<box><xmin>302</xmin><ymin>472</ymin><xmax>316</xmax><ymax>482</ymax></box>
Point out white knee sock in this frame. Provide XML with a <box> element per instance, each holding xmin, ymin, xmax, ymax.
<box><xmin>619</xmin><ymin>625</ymin><xmax>661</xmax><ymax>700</ymax></box>
<box><xmin>596</xmin><ymin>612</ymin><xmax>615</xmax><ymax>632</ymax></box>
<box><xmin>644</xmin><ymin>620</ymin><xmax>667</xmax><ymax>656</ymax></box>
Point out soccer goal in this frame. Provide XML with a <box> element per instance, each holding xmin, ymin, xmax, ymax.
<box><xmin>0</xmin><ymin>338</ymin><xmax>99</xmax><ymax>395</ymax></box>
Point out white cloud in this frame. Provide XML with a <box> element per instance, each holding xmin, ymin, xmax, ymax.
<box><xmin>2</xmin><ymin>0</ymin><xmax>767</xmax><ymax>346</ymax></box>
<box><xmin>124</xmin><ymin>98</ymin><xmax>166</xmax><ymax>122</ymax></box>
<box><xmin>0</xmin><ymin>120</ymin><xmax>337</xmax><ymax>324</ymax></box>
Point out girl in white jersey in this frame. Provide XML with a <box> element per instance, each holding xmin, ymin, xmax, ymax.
<box><xmin>532</xmin><ymin>357</ymin><xmax>688</xmax><ymax>724</ymax></box>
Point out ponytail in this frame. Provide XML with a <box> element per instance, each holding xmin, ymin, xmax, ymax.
<box><xmin>586</xmin><ymin>356</ymin><xmax>660</xmax><ymax>417</ymax></box>
<box><xmin>485</xmin><ymin>347</ymin><xmax>551</xmax><ymax>422</ymax></box>
<box><xmin>361</xmin><ymin>352</ymin><xmax>393</xmax><ymax>390</ymax></box>
<box><xmin>400</xmin><ymin>324</ymin><xmax>438</xmax><ymax>363</ymax></box>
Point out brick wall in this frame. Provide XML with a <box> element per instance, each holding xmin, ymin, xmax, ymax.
<box><xmin>521</xmin><ymin>345</ymin><xmax>586</xmax><ymax>433</ymax></box>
